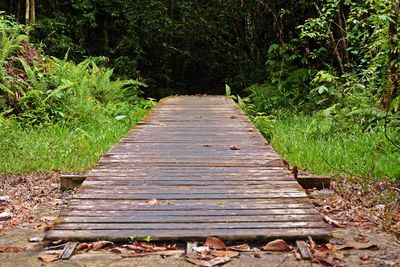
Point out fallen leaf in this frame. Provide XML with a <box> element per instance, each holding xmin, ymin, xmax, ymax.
<box><xmin>312</xmin><ymin>250</ymin><xmax>339</xmax><ymax>266</ymax></box>
<box><xmin>28</xmin><ymin>237</ymin><xmax>44</xmax><ymax>242</ymax></box>
<box><xmin>210</xmin><ymin>250</ymin><xmax>239</xmax><ymax>257</ymax></box>
<box><xmin>294</xmin><ymin>251</ymin><xmax>302</xmax><ymax>260</ymax></box>
<box><xmin>329</xmin><ymin>242</ymin><xmax>377</xmax><ymax>251</ymax></box>
<box><xmin>76</xmin><ymin>243</ymin><xmax>92</xmax><ymax>252</ymax></box>
<box><xmin>307</xmin><ymin>236</ymin><xmax>316</xmax><ymax>250</ymax></box>
<box><xmin>41</xmin><ymin>216</ymin><xmax>57</xmax><ymax>221</ymax></box>
<box><xmin>146</xmin><ymin>199</ymin><xmax>158</xmax><ymax>205</ymax></box>
<box><xmin>51</xmin><ymin>240</ymin><xmax>65</xmax><ymax>245</ymax></box>
<box><xmin>122</xmin><ymin>244</ymin><xmax>146</xmax><ymax>252</ymax></box>
<box><xmin>186</xmin><ymin>256</ymin><xmax>231</xmax><ymax>267</ymax></box>
<box><xmin>109</xmin><ymin>247</ymin><xmax>126</xmax><ymax>254</ymax></box>
<box><xmin>261</xmin><ymin>239</ymin><xmax>291</xmax><ymax>251</ymax></box>
<box><xmin>140</xmin><ymin>243</ymin><xmax>167</xmax><ymax>252</ymax></box>
<box><xmin>166</xmin><ymin>244</ymin><xmax>177</xmax><ymax>250</ymax></box>
<box><xmin>353</xmin><ymin>213</ymin><xmax>366</xmax><ymax>222</ymax></box>
<box><xmin>0</xmin><ymin>211</ymin><xmax>12</xmax><ymax>221</ymax></box>
<box><xmin>228</xmin><ymin>243</ymin><xmax>250</xmax><ymax>252</ymax></box>
<box><xmin>192</xmin><ymin>246</ymin><xmax>210</xmax><ymax>253</ymax></box>
<box><xmin>321</xmin><ymin>214</ymin><xmax>346</xmax><ymax>228</ymax></box>
<box><xmin>205</xmin><ymin>237</ymin><xmax>226</xmax><ymax>250</ymax></box>
<box><xmin>92</xmin><ymin>240</ymin><xmax>113</xmax><ymax>251</ymax></box>
<box><xmin>34</xmin><ymin>223</ymin><xmax>54</xmax><ymax>232</ymax></box>
<box><xmin>38</xmin><ymin>254</ymin><xmax>59</xmax><ymax>263</ymax></box>
<box><xmin>393</xmin><ymin>207</ymin><xmax>400</xmax><ymax>222</ymax></box>
<box><xmin>0</xmin><ymin>245</ymin><xmax>26</xmax><ymax>253</ymax></box>
<box><xmin>359</xmin><ymin>254</ymin><xmax>373</xmax><ymax>265</ymax></box>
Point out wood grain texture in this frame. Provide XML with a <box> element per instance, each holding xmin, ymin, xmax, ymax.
<box><xmin>46</xmin><ymin>96</ymin><xmax>331</xmax><ymax>241</ymax></box>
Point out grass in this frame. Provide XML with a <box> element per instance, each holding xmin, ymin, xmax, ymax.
<box><xmin>255</xmin><ymin>115</ymin><xmax>400</xmax><ymax>181</ymax></box>
<box><xmin>0</xmin><ymin>108</ymin><xmax>149</xmax><ymax>173</ymax></box>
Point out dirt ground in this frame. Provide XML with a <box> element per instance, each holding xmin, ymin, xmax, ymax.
<box><xmin>1</xmin><ymin>173</ymin><xmax>400</xmax><ymax>267</ymax></box>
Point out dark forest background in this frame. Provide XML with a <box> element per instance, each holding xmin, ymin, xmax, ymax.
<box><xmin>1</xmin><ymin>0</ymin><xmax>319</xmax><ymax>97</ymax></box>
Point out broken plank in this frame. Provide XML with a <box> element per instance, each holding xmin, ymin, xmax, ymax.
<box><xmin>60</xmin><ymin>242</ymin><xmax>78</xmax><ymax>260</ymax></box>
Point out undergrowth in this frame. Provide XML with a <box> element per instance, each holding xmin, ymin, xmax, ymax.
<box><xmin>0</xmin><ymin>15</ymin><xmax>155</xmax><ymax>173</ymax></box>
<box><xmin>251</xmin><ymin>114</ymin><xmax>400</xmax><ymax>181</ymax></box>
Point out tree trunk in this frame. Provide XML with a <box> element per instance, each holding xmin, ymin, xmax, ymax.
<box><xmin>30</xmin><ymin>0</ymin><xmax>35</xmax><ymax>23</ymax></box>
<box><xmin>25</xmin><ymin>0</ymin><xmax>35</xmax><ymax>24</ymax></box>
<box><xmin>25</xmin><ymin>0</ymin><xmax>30</xmax><ymax>24</ymax></box>
<box><xmin>315</xmin><ymin>4</ymin><xmax>345</xmax><ymax>74</ymax></box>
<box><xmin>336</xmin><ymin>3</ymin><xmax>350</xmax><ymax>71</ymax></box>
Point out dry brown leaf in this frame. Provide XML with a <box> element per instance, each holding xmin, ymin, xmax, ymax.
<box><xmin>312</xmin><ymin>250</ymin><xmax>339</xmax><ymax>266</ymax></box>
<box><xmin>109</xmin><ymin>247</ymin><xmax>126</xmax><ymax>254</ymax></box>
<box><xmin>92</xmin><ymin>241</ymin><xmax>113</xmax><ymax>251</ymax></box>
<box><xmin>146</xmin><ymin>199</ymin><xmax>158</xmax><ymax>205</ymax></box>
<box><xmin>321</xmin><ymin>214</ymin><xmax>345</xmax><ymax>228</ymax></box>
<box><xmin>0</xmin><ymin>245</ymin><xmax>26</xmax><ymax>253</ymax></box>
<box><xmin>393</xmin><ymin>207</ymin><xmax>400</xmax><ymax>222</ymax></box>
<box><xmin>186</xmin><ymin>256</ymin><xmax>231</xmax><ymax>267</ymax></box>
<box><xmin>28</xmin><ymin>236</ymin><xmax>43</xmax><ymax>242</ymax></box>
<box><xmin>228</xmin><ymin>243</ymin><xmax>250</xmax><ymax>252</ymax></box>
<box><xmin>122</xmin><ymin>244</ymin><xmax>146</xmax><ymax>252</ymax></box>
<box><xmin>307</xmin><ymin>236</ymin><xmax>316</xmax><ymax>250</ymax></box>
<box><xmin>329</xmin><ymin>242</ymin><xmax>377</xmax><ymax>251</ymax></box>
<box><xmin>359</xmin><ymin>254</ymin><xmax>373</xmax><ymax>265</ymax></box>
<box><xmin>294</xmin><ymin>251</ymin><xmax>302</xmax><ymax>260</ymax></box>
<box><xmin>76</xmin><ymin>243</ymin><xmax>92</xmax><ymax>252</ymax></box>
<box><xmin>353</xmin><ymin>213</ymin><xmax>366</xmax><ymax>222</ymax></box>
<box><xmin>261</xmin><ymin>239</ymin><xmax>291</xmax><ymax>251</ymax></box>
<box><xmin>141</xmin><ymin>243</ymin><xmax>167</xmax><ymax>252</ymax></box>
<box><xmin>38</xmin><ymin>254</ymin><xmax>59</xmax><ymax>263</ymax></box>
<box><xmin>205</xmin><ymin>237</ymin><xmax>226</xmax><ymax>250</ymax></box>
<box><xmin>210</xmin><ymin>250</ymin><xmax>239</xmax><ymax>258</ymax></box>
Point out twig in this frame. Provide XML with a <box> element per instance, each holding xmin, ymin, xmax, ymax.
<box><xmin>321</xmin><ymin>156</ymin><xmax>360</xmax><ymax>178</ymax></box>
<box><xmin>384</xmin><ymin>109</ymin><xmax>400</xmax><ymax>150</ymax></box>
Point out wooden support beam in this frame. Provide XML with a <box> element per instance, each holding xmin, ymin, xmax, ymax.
<box><xmin>296</xmin><ymin>177</ymin><xmax>331</xmax><ymax>190</ymax></box>
<box><xmin>60</xmin><ymin>175</ymin><xmax>86</xmax><ymax>192</ymax></box>
<box><xmin>60</xmin><ymin>242</ymin><xmax>78</xmax><ymax>260</ymax></box>
<box><xmin>296</xmin><ymin>240</ymin><xmax>312</xmax><ymax>260</ymax></box>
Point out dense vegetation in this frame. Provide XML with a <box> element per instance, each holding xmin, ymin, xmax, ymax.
<box><xmin>1</xmin><ymin>1</ymin><xmax>399</xmax><ymax>180</ymax></box>
<box><xmin>0</xmin><ymin>13</ymin><xmax>153</xmax><ymax>172</ymax></box>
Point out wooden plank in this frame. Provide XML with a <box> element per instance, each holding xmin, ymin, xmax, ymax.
<box><xmin>53</xmin><ymin>221</ymin><xmax>327</xmax><ymax>230</ymax></box>
<box><xmin>60</xmin><ymin>208</ymin><xmax>318</xmax><ymax>217</ymax></box>
<box><xmin>296</xmin><ymin>240</ymin><xmax>312</xmax><ymax>260</ymax></box>
<box><xmin>78</xmin><ymin>188</ymin><xmax>305</xmax><ymax>194</ymax></box>
<box><xmin>65</xmin><ymin>203</ymin><xmax>313</xmax><ymax>211</ymax></box>
<box><xmin>46</xmin><ymin>228</ymin><xmax>332</xmax><ymax>242</ymax></box>
<box><xmin>74</xmin><ymin>192</ymin><xmax>307</xmax><ymax>200</ymax></box>
<box><xmin>58</xmin><ymin>214</ymin><xmax>323</xmax><ymax>223</ymax></box>
<box><xmin>60</xmin><ymin>242</ymin><xmax>78</xmax><ymax>260</ymax></box>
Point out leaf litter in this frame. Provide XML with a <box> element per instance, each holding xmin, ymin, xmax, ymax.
<box><xmin>186</xmin><ymin>237</ymin><xmax>245</xmax><ymax>266</ymax></box>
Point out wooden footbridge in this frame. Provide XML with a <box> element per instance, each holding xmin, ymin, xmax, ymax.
<box><xmin>47</xmin><ymin>96</ymin><xmax>331</xmax><ymax>241</ymax></box>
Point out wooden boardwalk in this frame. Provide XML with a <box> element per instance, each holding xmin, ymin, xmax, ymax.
<box><xmin>47</xmin><ymin>96</ymin><xmax>331</xmax><ymax>241</ymax></box>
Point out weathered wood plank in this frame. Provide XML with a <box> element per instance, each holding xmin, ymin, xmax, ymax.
<box><xmin>53</xmin><ymin>221</ymin><xmax>327</xmax><ymax>230</ymax></box>
<box><xmin>46</xmin><ymin>228</ymin><xmax>332</xmax><ymax>242</ymax></box>
<box><xmin>74</xmin><ymin>192</ymin><xmax>307</xmax><ymax>200</ymax></box>
<box><xmin>58</xmin><ymin>214</ymin><xmax>323</xmax><ymax>223</ymax></box>
<box><xmin>60</xmin><ymin>208</ymin><xmax>318</xmax><ymax>217</ymax></box>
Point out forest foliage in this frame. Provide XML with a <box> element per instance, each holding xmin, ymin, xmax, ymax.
<box><xmin>0</xmin><ymin>1</ymin><xmax>399</xmax><ymax>179</ymax></box>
